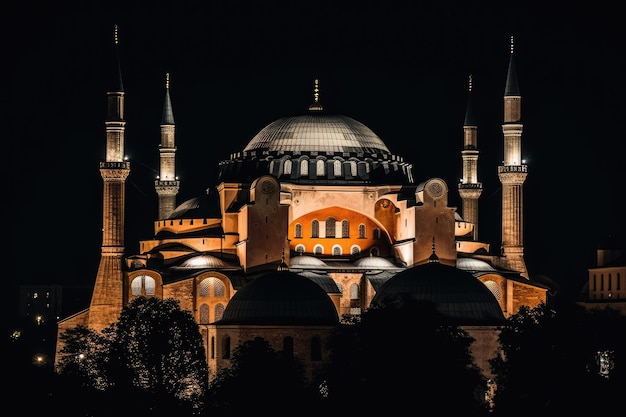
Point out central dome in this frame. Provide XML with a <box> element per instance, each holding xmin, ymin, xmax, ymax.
<box><xmin>243</xmin><ymin>114</ymin><xmax>391</xmax><ymax>156</ymax></box>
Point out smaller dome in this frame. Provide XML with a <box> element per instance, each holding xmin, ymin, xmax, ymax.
<box><xmin>176</xmin><ymin>254</ymin><xmax>229</xmax><ymax>269</ymax></box>
<box><xmin>216</xmin><ymin>270</ymin><xmax>339</xmax><ymax>325</ymax></box>
<box><xmin>456</xmin><ymin>258</ymin><xmax>497</xmax><ymax>272</ymax></box>
<box><xmin>353</xmin><ymin>256</ymin><xmax>398</xmax><ymax>269</ymax></box>
<box><xmin>290</xmin><ymin>255</ymin><xmax>328</xmax><ymax>268</ymax></box>
<box><xmin>371</xmin><ymin>261</ymin><xmax>505</xmax><ymax>325</ymax></box>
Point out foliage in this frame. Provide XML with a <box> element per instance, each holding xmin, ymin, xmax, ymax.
<box><xmin>56</xmin><ymin>297</ymin><xmax>208</xmax><ymax>415</ymax></box>
<box><xmin>490</xmin><ymin>300</ymin><xmax>626</xmax><ymax>415</ymax></box>
<box><xmin>322</xmin><ymin>299</ymin><xmax>491</xmax><ymax>415</ymax></box>
<box><xmin>205</xmin><ymin>337</ymin><xmax>321</xmax><ymax>414</ymax></box>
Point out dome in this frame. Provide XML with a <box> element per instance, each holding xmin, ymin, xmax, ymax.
<box><xmin>175</xmin><ymin>254</ymin><xmax>229</xmax><ymax>269</ymax></box>
<box><xmin>243</xmin><ymin>114</ymin><xmax>391</xmax><ymax>156</ymax></box>
<box><xmin>289</xmin><ymin>254</ymin><xmax>328</xmax><ymax>268</ymax></box>
<box><xmin>371</xmin><ymin>261</ymin><xmax>506</xmax><ymax>325</ymax></box>
<box><xmin>216</xmin><ymin>269</ymin><xmax>339</xmax><ymax>325</ymax></box>
<box><xmin>353</xmin><ymin>256</ymin><xmax>398</xmax><ymax>269</ymax></box>
<box><xmin>218</xmin><ymin>111</ymin><xmax>414</xmax><ymax>185</ymax></box>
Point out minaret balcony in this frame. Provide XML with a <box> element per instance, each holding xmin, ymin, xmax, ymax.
<box><xmin>498</xmin><ymin>165</ymin><xmax>527</xmax><ymax>174</ymax></box>
<box><xmin>100</xmin><ymin>161</ymin><xmax>130</xmax><ymax>170</ymax></box>
<box><xmin>458</xmin><ymin>183</ymin><xmax>483</xmax><ymax>190</ymax></box>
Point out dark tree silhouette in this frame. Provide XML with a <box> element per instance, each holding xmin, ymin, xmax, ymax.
<box><xmin>490</xmin><ymin>300</ymin><xmax>626</xmax><ymax>415</ymax></box>
<box><xmin>56</xmin><ymin>297</ymin><xmax>208</xmax><ymax>415</ymax></box>
<box><xmin>322</xmin><ymin>299</ymin><xmax>490</xmax><ymax>415</ymax></box>
<box><xmin>205</xmin><ymin>336</ymin><xmax>321</xmax><ymax>414</ymax></box>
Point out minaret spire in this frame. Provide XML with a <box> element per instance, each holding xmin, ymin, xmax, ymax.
<box><xmin>155</xmin><ymin>72</ymin><xmax>180</xmax><ymax>219</ymax></box>
<box><xmin>458</xmin><ymin>74</ymin><xmax>483</xmax><ymax>241</ymax></box>
<box><xmin>88</xmin><ymin>25</ymin><xmax>131</xmax><ymax>331</ymax></box>
<box><xmin>498</xmin><ymin>35</ymin><xmax>528</xmax><ymax>278</ymax></box>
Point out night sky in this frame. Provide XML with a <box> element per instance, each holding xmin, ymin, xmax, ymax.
<box><xmin>7</xmin><ymin>1</ymin><xmax>626</xmax><ymax>302</ymax></box>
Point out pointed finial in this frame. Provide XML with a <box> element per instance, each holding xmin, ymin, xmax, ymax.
<box><xmin>510</xmin><ymin>35</ymin><xmax>515</xmax><ymax>54</ymax></box>
<box><xmin>428</xmin><ymin>236</ymin><xmax>440</xmax><ymax>263</ymax></box>
<box><xmin>165</xmin><ymin>72</ymin><xmax>170</xmax><ymax>89</ymax></box>
<box><xmin>277</xmin><ymin>248</ymin><xmax>289</xmax><ymax>271</ymax></box>
<box><xmin>308</xmin><ymin>79</ymin><xmax>323</xmax><ymax>111</ymax></box>
<box><xmin>468</xmin><ymin>74</ymin><xmax>473</xmax><ymax>92</ymax></box>
<box><xmin>114</xmin><ymin>24</ymin><xmax>119</xmax><ymax>45</ymax></box>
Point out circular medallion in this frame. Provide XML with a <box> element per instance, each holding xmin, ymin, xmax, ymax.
<box><xmin>427</xmin><ymin>180</ymin><xmax>444</xmax><ymax>199</ymax></box>
<box><xmin>261</xmin><ymin>179</ymin><xmax>276</xmax><ymax>194</ymax></box>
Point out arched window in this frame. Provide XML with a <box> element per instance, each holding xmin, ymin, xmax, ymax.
<box><xmin>210</xmin><ymin>336</ymin><xmax>215</xmax><ymax>359</ymax></box>
<box><xmin>199</xmin><ymin>303</ymin><xmax>210</xmax><ymax>324</ymax></box>
<box><xmin>358</xmin><ymin>224</ymin><xmax>366</xmax><ymax>238</ymax></box>
<box><xmin>373</xmin><ymin>228</ymin><xmax>380</xmax><ymax>239</ymax></box>
<box><xmin>222</xmin><ymin>337</ymin><xmax>231</xmax><ymax>359</ymax></box>
<box><xmin>314</xmin><ymin>244</ymin><xmax>324</xmax><ymax>255</ymax></box>
<box><xmin>284</xmin><ymin>159</ymin><xmax>292</xmax><ymax>175</ymax></box>
<box><xmin>316</xmin><ymin>159</ymin><xmax>325</xmax><ymax>176</ymax></box>
<box><xmin>295</xmin><ymin>223</ymin><xmax>303</xmax><ymax>238</ymax></box>
<box><xmin>312</xmin><ymin>220</ymin><xmax>319</xmax><ymax>238</ymax></box>
<box><xmin>349</xmin><ymin>160</ymin><xmax>357</xmax><ymax>176</ymax></box>
<box><xmin>300</xmin><ymin>159</ymin><xmax>309</xmax><ymax>176</ymax></box>
<box><xmin>370</xmin><ymin>247</ymin><xmax>380</xmax><ymax>256</ymax></box>
<box><xmin>350</xmin><ymin>283</ymin><xmax>359</xmax><ymax>300</ymax></box>
<box><xmin>283</xmin><ymin>337</ymin><xmax>294</xmax><ymax>357</ymax></box>
<box><xmin>311</xmin><ymin>336</ymin><xmax>322</xmax><ymax>361</ymax></box>
<box><xmin>332</xmin><ymin>245</ymin><xmax>342</xmax><ymax>255</ymax></box>
<box><xmin>131</xmin><ymin>275</ymin><xmax>156</xmax><ymax>296</ymax></box>
<box><xmin>326</xmin><ymin>217</ymin><xmax>336</xmax><ymax>238</ymax></box>
<box><xmin>215</xmin><ymin>303</ymin><xmax>225</xmax><ymax>321</ymax></box>
<box><xmin>295</xmin><ymin>244</ymin><xmax>305</xmax><ymax>253</ymax></box>
<box><xmin>341</xmin><ymin>220</ymin><xmax>349</xmax><ymax>237</ymax></box>
<box><xmin>333</xmin><ymin>159</ymin><xmax>342</xmax><ymax>176</ymax></box>
<box><xmin>200</xmin><ymin>277</ymin><xmax>225</xmax><ymax>297</ymax></box>
<box><xmin>351</xmin><ymin>245</ymin><xmax>361</xmax><ymax>255</ymax></box>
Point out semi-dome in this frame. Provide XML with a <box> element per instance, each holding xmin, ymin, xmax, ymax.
<box><xmin>215</xmin><ymin>269</ymin><xmax>339</xmax><ymax>325</ymax></box>
<box><xmin>371</xmin><ymin>260</ymin><xmax>506</xmax><ymax>325</ymax></box>
<box><xmin>243</xmin><ymin>114</ymin><xmax>391</xmax><ymax>156</ymax></box>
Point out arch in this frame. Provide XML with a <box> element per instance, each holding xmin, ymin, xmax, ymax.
<box><xmin>295</xmin><ymin>244</ymin><xmax>305</xmax><ymax>253</ymax></box>
<box><xmin>350</xmin><ymin>245</ymin><xmax>361</xmax><ymax>255</ymax></box>
<box><xmin>326</xmin><ymin>217</ymin><xmax>336</xmax><ymax>237</ymax></box>
<box><xmin>333</xmin><ymin>159</ymin><xmax>342</xmax><ymax>176</ymax></box>
<box><xmin>316</xmin><ymin>159</ymin><xmax>325</xmax><ymax>176</ymax></box>
<box><xmin>332</xmin><ymin>244</ymin><xmax>342</xmax><ymax>256</ymax></box>
<box><xmin>214</xmin><ymin>303</ymin><xmax>225</xmax><ymax>321</ymax></box>
<box><xmin>222</xmin><ymin>336</ymin><xmax>231</xmax><ymax>359</ymax></box>
<box><xmin>199</xmin><ymin>303</ymin><xmax>210</xmax><ymax>324</ymax></box>
<box><xmin>312</xmin><ymin>219</ymin><xmax>319</xmax><ymax>238</ymax></box>
<box><xmin>284</xmin><ymin>159</ymin><xmax>292</xmax><ymax>175</ymax></box>
<box><xmin>295</xmin><ymin>223</ymin><xmax>303</xmax><ymax>238</ymax></box>
<box><xmin>341</xmin><ymin>219</ymin><xmax>349</xmax><ymax>238</ymax></box>
<box><xmin>350</xmin><ymin>283</ymin><xmax>359</xmax><ymax>299</ymax></box>
<box><xmin>130</xmin><ymin>275</ymin><xmax>156</xmax><ymax>296</ymax></box>
<box><xmin>358</xmin><ymin>223</ymin><xmax>366</xmax><ymax>238</ymax></box>
<box><xmin>300</xmin><ymin>159</ymin><xmax>309</xmax><ymax>176</ymax></box>
<box><xmin>314</xmin><ymin>244</ymin><xmax>324</xmax><ymax>255</ymax></box>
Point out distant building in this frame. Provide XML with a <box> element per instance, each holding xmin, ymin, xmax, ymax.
<box><xmin>19</xmin><ymin>285</ymin><xmax>63</xmax><ymax>325</ymax></box>
<box><xmin>56</xmin><ymin>30</ymin><xmax>549</xmax><ymax>382</ymax></box>
<box><xmin>578</xmin><ymin>235</ymin><xmax>626</xmax><ymax>315</ymax></box>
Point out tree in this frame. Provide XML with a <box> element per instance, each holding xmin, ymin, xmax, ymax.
<box><xmin>490</xmin><ymin>300</ymin><xmax>626</xmax><ymax>415</ymax></box>
<box><xmin>56</xmin><ymin>297</ymin><xmax>208</xmax><ymax>415</ymax></box>
<box><xmin>205</xmin><ymin>336</ymin><xmax>320</xmax><ymax>414</ymax></box>
<box><xmin>322</xmin><ymin>299</ymin><xmax>490</xmax><ymax>415</ymax></box>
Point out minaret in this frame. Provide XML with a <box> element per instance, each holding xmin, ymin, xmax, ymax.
<box><xmin>88</xmin><ymin>25</ymin><xmax>130</xmax><ymax>331</ymax></box>
<box><xmin>498</xmin><ymin>36</ymin><xmax>528</xmax><ymax>278</ymax></box>
<box><xmin>458</xmin><ymin>74</ymin><xmax>482</xmax><ymax>241</ymax></box>
<box><xmin>155</xmin><ymin>72</ymin><xmax>179</xmax><ymax>219</ymax></box>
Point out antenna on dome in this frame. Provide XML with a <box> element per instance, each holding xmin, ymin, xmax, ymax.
<box><xmin>308</xmin><ymin>79</ymin><xmax>323</xmax><ymax>112</ymax></box>
<box><xmin>429</xmin><ymin>236</ymin><xmax>440</xmax><ymax>263</ymax></box>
